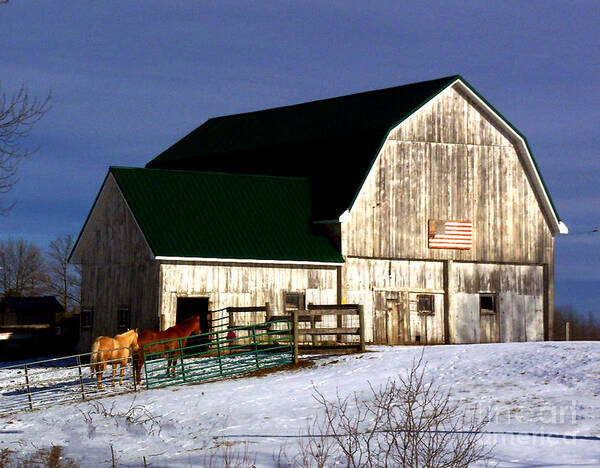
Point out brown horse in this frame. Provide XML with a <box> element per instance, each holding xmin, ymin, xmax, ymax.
<box><xmin>135</xmin><ymin>315</ymin><xmax>201</xmax><ymax>383</ymax></box>
<box><xmin>90</xmin><ymin>329</ymin><xmax>139</xmax><ymax>390</ymax></box>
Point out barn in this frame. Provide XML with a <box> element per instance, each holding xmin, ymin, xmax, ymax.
<box><xmin>70</xmin><ymin>75</ymin><xmax>567</xmax><ymax>352</ymax></box>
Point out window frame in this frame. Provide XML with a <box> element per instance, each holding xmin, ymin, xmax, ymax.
<box><xmin>117</xmin><ymin>306</ymin><xmax>131</xmax><ymax>330</ymax></box>
<box><xmin>416</xmin><ymin>294</ymin><xmax>435</xmax><ymax>316</ymax></box>
<box><xmin>283</xmin><ymin>291</ymin><xmax>306</xmax><ymax>313</ymax></box>
<box><xmin>479</xmin><ymin>293</ymin><xmax>497</xmax><ymax>316</ymax></box>
<box><xmin>81</xmin><ymin>307</ymin><xmax>93</xmax><ymax>329</ymax></box>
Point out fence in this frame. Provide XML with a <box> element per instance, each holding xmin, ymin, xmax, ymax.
<box><xmin>223</xmin><ymin>303</ymin><xmax>365</xmax><ymax>354</ymax></box>
<box><xmin>0</xmin><ymin>349</ymin><xmax>136</xmax><ymax>415</ymax></box>
<box><xmin>0</xmin><ymin>304</ymin><xmax>365</xmax><ymax>413</ymax></box>
<box><xmin>142</xmin><ymin>319</ymin><xmax>293</xmax><ymax>389</ymax></box>
<box><xmin>289</xmin><ymin>305</ymin><xmax>365</xmax><ymax>356</ymax></box>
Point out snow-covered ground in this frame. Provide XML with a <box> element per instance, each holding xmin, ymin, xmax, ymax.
<box><xmin>1</xmin><ymin>342</ymin><xmax>600</xmax><ymax>467</ymax></box>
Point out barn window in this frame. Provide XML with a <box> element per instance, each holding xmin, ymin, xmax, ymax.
<box><xmin>81</xmin><ymin>307</ymin><xmax>93</xmax><ymax>329</ymax></box>
<box><xmin>417</xmin><ymin>294</ymin><xmax>434</xmax><ymax>315</ymax></box>
<box><xmin>284</xmin><ymin>292</ymin><xmax>305</xmax><ymax>312</ymax></box>
<box><xmin>118</xmin><ymin>307</ymin><xmax>131</xmax><ymax>330</ymax></box>
<box><xmin>480</xmin><ymin>294</ymin><xmax>496</xmax><ymax>315</ymax></box>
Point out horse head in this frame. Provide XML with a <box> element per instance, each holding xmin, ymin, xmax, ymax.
<box><xmin>130</xmin><ymin>329</ymin><xmax>140</xmax><ymax>353</ymax></box>
<box><xmin>191</xmin><ymin>315</ymin><xmax>201</xmax><ymax>335</ymax></box>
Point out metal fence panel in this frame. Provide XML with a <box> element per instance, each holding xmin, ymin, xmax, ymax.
<box><xmin>0</xmin><ymin>349</ymin><xmax>137</xmax><ymax>415</ymax></box>
<box><xmin>143</xmin><ymin>320</ymin><xmax>293</xmax><ymax>389</ymax></box>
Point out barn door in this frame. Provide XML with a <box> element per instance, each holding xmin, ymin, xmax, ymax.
<box><xmin>372</xmin><ymin>292</ymin><xmax>388</xmax><ymax>344</ymax></box>
<box><xmin>479</xmin><ymin>294</ymin><xmax>499</xmax><ymax>343</ymax></box>
<box><xmin>176</xmin><ymin>297</ymin><xmax>210</xmax><ymax>352</ymax></box>
<box><xmin>386</xmin><ymin>295</ymin><xmax>407</xmax><ymax>345</ymax></box>
<box><xmin>406</xmin><ymin>293</ymin><xmax>444</xmax><ymax>345</ymax></box>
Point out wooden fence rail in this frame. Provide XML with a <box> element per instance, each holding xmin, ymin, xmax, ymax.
<box><xmin>221</xmin><ymin>303</ymin><xmax>365</xmax><ymax>358</ymax></box>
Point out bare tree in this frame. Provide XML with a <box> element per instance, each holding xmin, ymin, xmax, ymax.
<box><xmin>0</xmin><ymin>85</ymin><xmax>50</xmax><ymax>214</ymax></box>
<box><xmin>44</xmin><ymin>234</ymin><xmax>81</xmax><ymax>314</ymax></box>
<box><xmin>282</xmin><ymin>353</ymin><xmax>491</xmax><ymax>468</ymax></box>
<box><xmin>0</xmin><ymin>238</ymin><xmax>47</xmax><ymax>296</ymax></box>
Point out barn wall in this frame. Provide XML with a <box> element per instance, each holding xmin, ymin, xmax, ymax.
<box><xmin>341</xmin><ymin>85</ymin><xmax>554</xmax><ymax>265</ymax></box>
<box><xmin>345</xmin><ymin>258</ymin><xmax>544</xmax><ymax>345</ymax></box>
<box><xmin>344</xmin><ymin>258</ymin><xmax>444</xmax><ymax>343</ymax></box>
<box><xmin>158</xmin><ymin>261</ymin><xmax>338</xmax><ymax>328</ymax></box>
<box><xmin>450</xmin><ymin>263</ymin><xmax>544</xmax><ymax>343</ymax></box>
<box><xmin>75</xmin><ymin>175</ymin><xmax>160</xmax><ymax>351</ymax></box>
<box><xmin>341</xmin><ymin>84</ymin><xmax>553</xmax><ymax>344</ymax></box>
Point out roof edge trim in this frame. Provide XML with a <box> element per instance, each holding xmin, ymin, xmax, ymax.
<box><xmin>155</xmin><ymin>256</ymin><xmax>344</xmax><ymax>266</ymax></box>
<box><xmin>450</xmin><ymin>78</ymin><xmax>565</xmax><ymax>234</ymax></box>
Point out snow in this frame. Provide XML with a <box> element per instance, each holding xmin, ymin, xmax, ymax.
<box><xmin>2</xmin><ymin>342</ymin><xmax>600</xmax><ymax>467</ymax></box>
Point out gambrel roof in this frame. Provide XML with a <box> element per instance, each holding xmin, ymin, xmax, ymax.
<box><xmin>147</xmin><ymin>75</ymin><xmax>566</xmax><ymax>233</ymax></box>
<box><xmin>72</xmin><ymin>167</ymin><xmax>344</xmax><ymax>264</ymax></box>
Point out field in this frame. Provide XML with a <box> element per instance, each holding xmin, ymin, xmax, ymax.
<box><xmin>1</xmin><ymin>342</ymin><xmax>599</xmax><ymax>467</ymax></box>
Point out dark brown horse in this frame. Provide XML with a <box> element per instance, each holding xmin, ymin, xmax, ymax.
<box><xmin>135</xmin><ymin>315</ymin><xmax>201</xmax><ymax>383</ymax></box>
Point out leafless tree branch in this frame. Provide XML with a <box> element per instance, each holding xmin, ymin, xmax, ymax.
<box><xmin>44</xmin><ymin>234</ymin><xmax>81</xmax><ymax>313</ymax></box>
<box><xmin>0</xmin><ymin>84</ymin><xmax>50</xmax><ymax>214</ymax></box>
<box><xmin>284</xmin><ymin>352</ymin><xmax>492</xmax><ymax>467</ymax></box>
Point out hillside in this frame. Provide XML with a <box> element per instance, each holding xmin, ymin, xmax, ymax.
<box><xmin>1</xmin><ymin>342</ymin><xmax>599</xmax><ymax>467</ymax></box>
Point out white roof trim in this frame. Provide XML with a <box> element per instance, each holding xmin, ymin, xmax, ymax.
<box><xmin>558</xmin><ymin>221</ymin><xmax>569</xmax><ymax>234</ymax></box>
<box><xmin>155</xmin><ymin>256</ymin><xmax>344</xmax><ymax>267</ymax></box>
<box><xmin>450</xmin><ymin>78</ymin><xmax>566</xmax><ymax>235</ymax></box>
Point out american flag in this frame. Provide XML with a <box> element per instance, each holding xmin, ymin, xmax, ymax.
<box><xmin>428</xmin><ymin>220</ymin><xmax>473</xmax><ymax>250</ymax></box>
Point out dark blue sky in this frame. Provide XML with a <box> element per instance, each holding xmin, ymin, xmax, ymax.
<box><xmin>1</xmin><ymin>1</ymin><xmax>598</xmax><ymax>314</ymax></box>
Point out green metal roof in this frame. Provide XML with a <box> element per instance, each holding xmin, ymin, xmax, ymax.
<box><xmin>109</xmin><ymin>167</ymin><xmax>344</xmax><ymax>263</ymax></box>
<box><xmin>145</xmin><ymin>75</ymin><xmax>562</xmax><ymax>227</ymax></box>
<box><xmin>146</xmin><ymin>76</ymin><xmax>460</xmax><ymax>220</ymax></box>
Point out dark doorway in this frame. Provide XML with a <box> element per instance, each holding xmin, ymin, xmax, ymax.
<box><xmin>176</xmin><ymin>297</ymin><xmax>210</xmax><ymax>352</ymax></box>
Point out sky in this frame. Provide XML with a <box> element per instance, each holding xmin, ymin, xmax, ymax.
<box><xmin>1</xmin><ymin>1</ymin><xmax>598</xmax><ymax>315</ymax></box>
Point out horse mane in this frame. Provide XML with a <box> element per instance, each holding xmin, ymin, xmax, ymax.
<box><xmin>116</xmin><ymin>328</ymin><xmax>137</xmax><ymax>338</ymax></box>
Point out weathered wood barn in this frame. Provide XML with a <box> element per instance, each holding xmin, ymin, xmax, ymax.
<box><xmin>71</xmin><ymin>75</ymin><xmax>567</xmax><ymax>351</ymax></box>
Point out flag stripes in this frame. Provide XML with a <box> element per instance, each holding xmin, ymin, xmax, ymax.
<box><xmin>428</xmin><ymin>220</ymin><xmax>473</xmax><ymax>250</ymax></box>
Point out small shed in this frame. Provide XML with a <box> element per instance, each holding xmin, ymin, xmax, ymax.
<box><xmin>71</xmin><ymin>75</ymin><xmax>567</xmax><ymax>351</ymax></box>
<box><xmin>0</xmin><ymin>296</ymin><xmax>61</xmax><ymax>327</ymax></box>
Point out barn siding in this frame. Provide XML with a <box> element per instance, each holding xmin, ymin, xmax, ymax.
<box><xmin>159</xmin><ymin>262</ymin><xmax>337</xmax><ymax>328</ymax></box>
<box><xmin>342</xmin><ymin>85</ymin><xmax>553</xmax><ymax>265</ymax></box>
<box><xmin>76</xmin><ymin>175</ymin><xmax>159</xmax><ymax>351</ymax></box>
<box><xmin>342</xmin><ymin>84</ymin><xmax>552</xmax><ymax>344</ymax></box>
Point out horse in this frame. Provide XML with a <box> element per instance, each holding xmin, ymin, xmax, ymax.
<box><xmin>90</xmin><ymin>329</ymin><xmax>139</xmax><ymax>390</ymax></box>
<box><xmin>134</xmin><ymin>315</ymin><xmax>201</xmax><ymax>383</ymax></box>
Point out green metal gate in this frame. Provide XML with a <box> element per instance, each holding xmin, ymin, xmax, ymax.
<box><xmin>142</xmin><ymin>320</ymin><xmax>293</xmax><ymax>389</ymax></box>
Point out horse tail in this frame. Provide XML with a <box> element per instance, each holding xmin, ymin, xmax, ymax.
<box><xmin>90</xmin><ymin>337</ymin><xmax>102</xmax><ymax>371</ymax></box>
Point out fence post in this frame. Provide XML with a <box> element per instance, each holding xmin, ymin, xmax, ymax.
<box><xmin>292</xmin><ymin>310</ymin><xmax>299</xmax><ymax>364</ymax></box>
<box><xmin>76</xmin><ymin>355</ymin><xmax>86</xmax><ymax>401</ymax></box>
<box><xmin>131</xmin><ymin>354</ymin><xmax>137</xmax><ymax>392</ymax></box>
<box><xmin>228</xmin><ymin>306</ymin><xmax>234</xmax><ymax>330</ymax></box>
<box><xmin>253</xmin><ymin>325</ymin><xmax>260</xmax><ymax>369</ymax></box>
<box><xmin>143</xmin><ymin>345</ymin><xmax>151</xmax><ymax>390</ymax></box>
<box><xmin>566</xmin><ymin>321</ymin><xmax>571</xmax><ymax>341</ymax></box>
<box><xmin>358</xmin><ymin>305</ymin><xmax>366</xmax><ymax>352</ymax></box>
<box><xmin>216</xmin><ymin>331</ymin><xmax>224</xmax><ymax>376</ymax></box>
<box><xmin>179</xmin><ymin>337</ymin><xmax>186</xmax><ymax>383</ymax></box>
<box><xmin>23</xmin><ymin>364</ymin><xmax>33</xmax><ymax>410</ymax></box>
